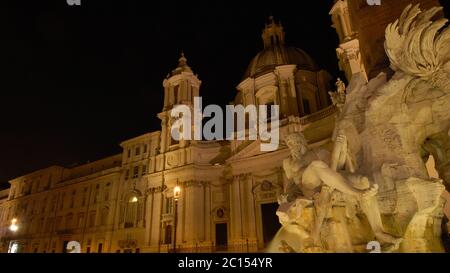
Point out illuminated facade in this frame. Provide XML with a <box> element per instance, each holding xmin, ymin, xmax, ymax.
<box><xmin>1</xmin><ymin>1</ymin><xmax>448</xmax><ymax>253</ymax></box>
<box><xmin>0</xmin><ymin>18</ymin><xmax>336</xmax><ymax>253</ymax></box>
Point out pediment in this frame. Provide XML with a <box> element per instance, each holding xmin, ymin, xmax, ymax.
<box><xmin>226</xmin><ymin>140</ymin><xmax>269</xmax><ymax>162</ymax></box>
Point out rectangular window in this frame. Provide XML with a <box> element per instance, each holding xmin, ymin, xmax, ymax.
<box><xmin>303</xmin><ymin>99</ymin><xmax>311</xmax><ymax>115</ymax></box>
<box><xmin>125</xmin><ymin>169</ymin><xmax>130</xmax><ymax>180</ymax></box>
<box><xmin>98</xmin><ymin>243</ymin><xmax>103</xmax><ymax>253</ymax></box>
<box><xmin>135</xmin><ymin>147</ymin><xmax>140</xmax><ymax>156</ymax></box>
<box><xmin>144</xmin><ymin>144</ymin><xmax>148</xmax><ymax>153</ymax></box>
<box><xmin>165</xmin><ymin>197</ymin><xmax>173</xmax><ymax>214</ymax></box>
<box><xmin>142</xmin><ymin>165</ymin><xmax>147</xmax><ymax>175</ymax></box>
<box><xmin>127</xmin><ymin>149</ymin><xmax>131</xmax><ymax>158</ymax></box>
<box><xmin>104</xmin><ymin>190</ymin><xmax>109</xmax><ymax>202</ymax></box>
<box><xmin>133</xmin><ymin>166</ymin><xmax>139</xmax><ymax>179</ymax></box>
<box><xmin>89</xmin><ymin>211</ymin><xmax>96</xmax><ymax>227</ymax></box>
<box><xmin>174</xmin><ymin>85</ymin><xmax>179</xmax><ymax>103</ymax></box>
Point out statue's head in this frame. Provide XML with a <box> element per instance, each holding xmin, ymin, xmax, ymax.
<box><xmin>285</xmin><ymin>133</ymin><xmax>309</xmax><ymax>158</ymax></box>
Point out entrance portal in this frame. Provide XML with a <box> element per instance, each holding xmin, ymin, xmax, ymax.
<box><xmin>215</xmin><ymin>223</ymin><xmax>228</xmax><ymax>251</ymax></box>
<box><xmin>261</xmin><ymin>202</ymin><xmax>281</xmax><ymax>246</ymax></box>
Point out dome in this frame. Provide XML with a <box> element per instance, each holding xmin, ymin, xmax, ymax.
<box><xmin>243</xmin><ymin>45</ymin><xmax>319</xmax><ymax>79</ymax></box>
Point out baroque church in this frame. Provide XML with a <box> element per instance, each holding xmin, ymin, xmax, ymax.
<box><xmin>0</xmin><ymin>0</ymin><xmax>448</xmax><ymax>253</ymax></box>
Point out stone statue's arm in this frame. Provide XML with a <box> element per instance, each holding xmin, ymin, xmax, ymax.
<box><xmin>330</xmin><ymin>134</ymin><xmax>348</xmax><ymax>171</ymax></box>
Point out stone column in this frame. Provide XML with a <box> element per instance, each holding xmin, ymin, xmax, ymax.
<box><xmin>144</xmin><ymin>189</ymin><xmax>154</xmax><ymax>247</ymax></box>
<box><xmin>159</xmin><ymin>115</ymin><xmax>167</xmax><ymax>154</ymax></box>
<box><xmin>149</xmin><ymin>188</ymin><xmax>163</xmax><ymax>251</ymax></box>
<box><xmin>277</xmin><ymin>79</ymin><xmax>290</xmax><ymax>118</ymax></box>
<box><xmin>245</xmin><ymin>175</ymin><xmax>258</xmax><ymax>251</ymax></box>
<box><xmin>229</xmin><ymin>175</ymin><xmax>243</xmax><ymax>250</ymax></box>
<box><xmin>204</xmin><ymin>183</ymin><xmax>212</xmax><ymax>246</ymax></box>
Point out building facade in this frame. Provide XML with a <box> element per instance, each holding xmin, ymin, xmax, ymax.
<box><xmin>0</xmin><ymin>18</ymin><xmax>337</xmax><ymax>253</ymax></box>
<box><xmin>1</xmin><ymin>1</ymin><xmax>448</xmax><ymax>253</ymax></box>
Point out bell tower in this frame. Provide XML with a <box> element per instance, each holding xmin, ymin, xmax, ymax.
<box><xmin>158</xmin><ymin>52</ymin><xmax>201</xmax><ymax>154</ymax></box>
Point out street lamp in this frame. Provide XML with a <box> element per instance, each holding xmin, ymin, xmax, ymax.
<box><xmin>173</xmin><ymin>185</ymin><xmax>181</xmax><ymax>253</ymax></box>
<box><xmin>9</xmin><ymin>218</ymin><xmax>18</xmax><ymax>232</ymax></box>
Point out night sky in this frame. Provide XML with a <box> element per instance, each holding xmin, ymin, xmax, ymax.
<box><xmin>1</xmin><ymin>1</ymin><xmax>449</xmax><ymax>189</ymax></box>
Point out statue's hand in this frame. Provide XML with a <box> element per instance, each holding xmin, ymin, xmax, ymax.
<box><xmin>336</xmin><ymin>134</ymin><xmax>347</xmax><ymax>146</ymax></box>
<box><xmin>278</xmin><ymin>193</ymin><xmax>289</xmax><ymax>204</ymax></box>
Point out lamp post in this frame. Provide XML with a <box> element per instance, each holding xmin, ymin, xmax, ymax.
<box><xmin>173</xmin><ymin>185</ymin><xmax>181</xmax><ymax>253</ymax></box>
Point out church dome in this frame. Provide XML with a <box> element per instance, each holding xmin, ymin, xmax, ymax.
<box><xmin>242</xmin><ymin>16</ymin><xmax>319</xmax><ymax>79</ymax></box>
<box><xmin>243</xmin><ymin>45</ymin><xmax>319</xmax><ymax>79</ymax></box>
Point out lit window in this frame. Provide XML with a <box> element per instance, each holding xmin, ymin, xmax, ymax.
<box><xmin>125</xmin><ymin>195</ymin><xmax>139</xmax><ymax>228</ymax></box>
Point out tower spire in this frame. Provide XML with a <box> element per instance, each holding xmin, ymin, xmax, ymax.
<box><xmin>170</xmin><ymin>50</ymin><xmax>192</xmax><ymax>77</ymax></box>
<box><xmin>178</xmin><ymin>51</ymin><xmax>187</xmax><ymax>67</ymax></box>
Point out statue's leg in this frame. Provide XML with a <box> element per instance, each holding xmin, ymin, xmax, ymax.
<box><xmin>309</xmin><ymin>161</ymin><xmax>366</xmax><ymax>197</ymax></box>
<box><xmin>359</xmin><ymin>195</ymin><xmax>402</xmax><ymax>248</ymax></box>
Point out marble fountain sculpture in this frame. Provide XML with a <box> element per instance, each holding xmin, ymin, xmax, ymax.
<box><xmin>269</xmin><ymin>4</ymin><xmax>450</xmax><ymax>253</ymax></box>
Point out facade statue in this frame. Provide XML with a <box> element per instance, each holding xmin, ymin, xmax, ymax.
<box><xmin>273</xmin><ymin>4</ymin><xmax>450</xmax><ymax>253</ymax></box>
<box><xmin>328</xmin><ymin>78</ymin><xmax>347</xmax><ymax>111</ymax></box>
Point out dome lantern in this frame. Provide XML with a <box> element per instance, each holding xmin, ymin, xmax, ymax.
<box><xmin>262</xmin><ymin>16</ymin><xmax>285</xmax><ymax>49</ymax></box>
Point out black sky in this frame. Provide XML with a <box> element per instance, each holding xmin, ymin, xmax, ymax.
<box><xmin>1</xmin><ymin>0</ymin><xmax>449</xmax><ymax>189</ymax></box>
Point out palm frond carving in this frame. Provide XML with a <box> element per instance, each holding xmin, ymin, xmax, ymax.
<box><xmin>385</xmin><ymin>4</ymin><xmax>450</xmax><ymax>79</ymax></box>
